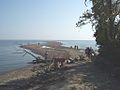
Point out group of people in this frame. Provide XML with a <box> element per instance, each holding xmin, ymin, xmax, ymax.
<box><xmin>85</xmin><ymin>47</ymin><xmax>95</xmax><ymax>58</ymax></box>
<box><xmin>74</xmin><ymin>45</ymin><xmax>79</xmax><ymax>49</ymax></box>
<box><xmin>70</xmin><ymin>45</ymin><xmax>79</xmax><ymax>50</ymax></box>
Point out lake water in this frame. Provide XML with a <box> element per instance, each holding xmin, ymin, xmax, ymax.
<box><xmin>0</xmin><ymin>40</ymin><xmax>96</xmax><ymax>74</ymax></box>
<box><xmin>60</xmin><ymin>40</ymin><xmax>97</xmax><ymax>49</ymax></box>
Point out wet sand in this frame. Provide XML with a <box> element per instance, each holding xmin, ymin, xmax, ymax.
<box><xmin>0</xmin><ymin>65</ymin><xmax>33</xmax><ymax>84</ymax></box>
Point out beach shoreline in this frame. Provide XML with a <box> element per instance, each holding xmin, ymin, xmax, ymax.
<box><xmin>0</xmin><ymin>64</ymin><xmax>34</xmax><ymax>84</ymax></box>
<box><xmin>0</xmin><ymin>41</ymin><xmax>83</xmax><ymax>84</ymax></box>
<box><xmin>0</xmin><ymin>41</ymin><xmax>107</xmax><ymax>90</ymax></box>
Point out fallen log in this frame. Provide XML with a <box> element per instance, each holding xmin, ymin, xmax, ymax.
<box><xmin>23</xmin><ymin>49</ymin><xmax>45</xmax><ymax>64</ymax></box>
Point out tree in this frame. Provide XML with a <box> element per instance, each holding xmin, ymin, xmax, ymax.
<box><xmin>77</xmin><ymin>0</ymin><xmax>120</xmax><ymax>63</ymax></box>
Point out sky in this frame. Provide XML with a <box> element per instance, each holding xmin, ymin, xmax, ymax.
<box><xmin>0</xmin><ymin>0</ymin><xmax>95</xmax><ymax>40</ymax></box>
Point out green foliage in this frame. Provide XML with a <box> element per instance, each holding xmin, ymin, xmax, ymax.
<box><xmin>77</xmin><ymin>0</ymin><xmax>120</xmax><ymax>61</ymax></box>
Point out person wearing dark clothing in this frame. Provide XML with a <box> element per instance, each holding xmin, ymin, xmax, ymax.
<box><xmin>85</xmin><ymin>47</ymin><xmax>95</xmax><ymax>59</ymax></box>
<box><xmin>89</xmin><ymin>47</ymin><xmax>95</xmax><ymax>56</ymax></box>
<box><xmin>45</xmin><ymin>51</ymin><xmax>48</xmax><ymax>60</ymax></box>
<box><xmin>74</xmin><ymin>45</ymin><xmax>77</xmax><ymax>49</ymax></box>
<box><xmin>76</xmin><ymin>46</ymin><xmax>79</xmax><ymax>50</ymax></box>
<box><xmin>85</xmin><ymin>47</ymin><xmax>91</xmax><ymax>58</ymax></box>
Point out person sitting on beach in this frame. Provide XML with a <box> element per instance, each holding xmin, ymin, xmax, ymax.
<box><xmin>89</xmin><ymin>47</ymin><xmax>95</xmax><ymax>57</ymax></box>
<box><xmin>85</xmin><ymin>47</ymin><xmax>95</xmax><ymax>59</ymax></box>
<box><xmin>85</xmin><ymin>47</ymin><xmax>90</xmax><ymax>58</ymax></box>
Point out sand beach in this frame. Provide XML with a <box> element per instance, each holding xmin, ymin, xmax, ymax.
<box><xmin>0</xmin><ymin>41</ymin><xmax>119</xmax><ymax>90</ymax></box>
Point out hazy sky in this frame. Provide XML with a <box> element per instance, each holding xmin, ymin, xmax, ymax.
<box><xmin>0</xmin><ymin>0</ymin><xmax>95</xmax><ymax>40</ymax></box>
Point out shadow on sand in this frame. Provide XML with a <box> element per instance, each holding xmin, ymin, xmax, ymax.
<box><xmin>0</xmin><ymin>61</ymin><xmax>120</xmax><ymax>90</ymax></box>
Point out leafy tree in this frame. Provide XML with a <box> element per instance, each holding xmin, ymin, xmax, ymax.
<box><xmin>77</xmin><ymin>0</ymin><xmax>120</xmax><ymax>62</ymax></box>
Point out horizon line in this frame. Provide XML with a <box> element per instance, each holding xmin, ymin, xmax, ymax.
<box><xmin>0</xmin><ymin>39</ymin><xmax>95</xmax><ymax>41</ymax></box>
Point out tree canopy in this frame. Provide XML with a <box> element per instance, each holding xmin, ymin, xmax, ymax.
<box><xmin>77</xmin><ymin>0</ymin><xmax>120</xmax><ymax>61</ymax></box>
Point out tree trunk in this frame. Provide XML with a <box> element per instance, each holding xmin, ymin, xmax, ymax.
<box><xmin>107</xmin><ymin>0</ymin><xmax>114</xmax><ymax>41</ymax></box>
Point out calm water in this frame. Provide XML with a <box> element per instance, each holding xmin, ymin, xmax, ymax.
<box><xmin>0</xmin><ymin>40</ymin><xmax>46</xmax><ymax>74</ymax></box>
<box><xmin>60</xmin><ymin>40</ymin><xmax>97</xmax><ymax>49</ymax></box>
<box><xmin>0</xmin><ymin>40</ymin><xmax>96</xmax><ymax>74</ymax></box>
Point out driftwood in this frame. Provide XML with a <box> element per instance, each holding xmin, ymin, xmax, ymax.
<box><xmin>23</xmin><ymin>49</ymin><xmax>46</xmax><ymax>63</ymax></box>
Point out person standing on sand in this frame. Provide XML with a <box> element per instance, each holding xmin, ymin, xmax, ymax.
<box><xmin>74</xmin><ymin>45</ymin><xmax>77</xmax><ymax>49</ymax></box>
<box><xmin>77</xmin><ymin>46</ymin><xmax>79</xmax><ymax>50</ymax></box>
<box><xmin>45</xmin><ymin>51</ymin><xmax>48</xmax><ymax>60</ymax></box>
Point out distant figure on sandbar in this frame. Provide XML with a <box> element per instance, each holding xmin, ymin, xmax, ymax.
<box><xmin>45</xmin><ymin>51</ymin><xmax>48</xmax><ymax>60</ymax></box>
<box><xmin>38</xmin><ymin>43</ymin><xmax>40</xmax><ymax>46</ymax></box>
<box><xmin>76</xmin><ymin>46</ymin><xmax>79</xmax><ymax>50</ymax></box>
<box><xmin>74</xmin><ymin>45</ymin><xmax>77</xmax><ymax>49</ymax></box>
<box><xmin>70</xmin><ymin>46</ymin><xmax>73</xmax><ymax>48</ymax></box>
